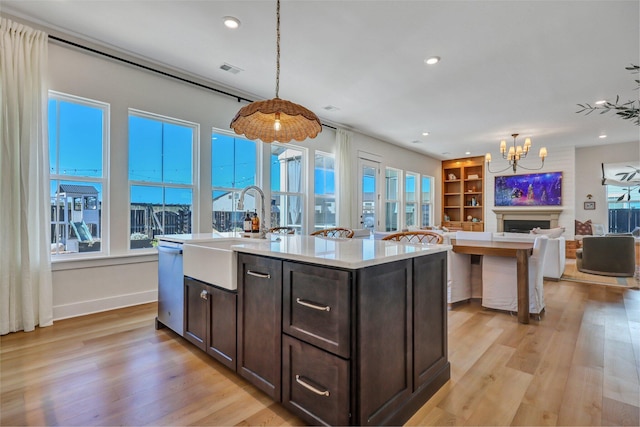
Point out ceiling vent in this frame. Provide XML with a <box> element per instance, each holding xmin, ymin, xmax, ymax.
<box><xmin>322</xmin><ymin>105</ymin><xmax>340</xmax><ymax>112</ymax></box>
<box><xmin>220</xmin><ymin>63</ymin><xmax>243</xmax><ymax>74</ymax></box>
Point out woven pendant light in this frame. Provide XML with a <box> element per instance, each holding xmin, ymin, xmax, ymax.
<box><xmin>230</xmin><ymin>0</ymin><xmax>321</xmax><ymax>143</ymax></box>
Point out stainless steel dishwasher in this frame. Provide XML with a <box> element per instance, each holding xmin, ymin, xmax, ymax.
<box><xmin>156</xmin><ymin>240</ymin><xmax>184</xmax><ymax>336</ymax></box>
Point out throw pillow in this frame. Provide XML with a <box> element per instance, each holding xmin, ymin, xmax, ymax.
<box><xmin>531</xmin><ymin>227</ymin><xmax>565</xmax><ymax>238</ymax></box>
<box><xmin>575</xmin><ymin>219</ymin><xmax>593</xmax><ymax>235</ymax></box>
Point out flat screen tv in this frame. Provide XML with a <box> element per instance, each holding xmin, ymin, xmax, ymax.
<box><xmin>494</xmin><ymin>172</ymin><xmax>562</xmax><ymax>207</ymax></box>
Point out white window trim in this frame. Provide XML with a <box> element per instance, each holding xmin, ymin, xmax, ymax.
<box><xmin>128</xmin><ymin>109</ymin><xmax>199</xmax><ymax>248</ymax></box>
<box><xmin>211</xmin><ymin>128</ymin><xmax>262</xmax><ymax>232</ymax></box>
<box><xmin>49</xmin><ymin>90</ymin><xmax>110</xmax><ymax>259</ymax></box>
<box><xmin>384</xmin><ymin>167</ymin><xmax>403</xmax><ymax>232</ymax></box>
<box><xmin>313</xmin><ymin>150</ymin><xmax>336</xmax><ymax>230</ymax></box>
<box><xmin>270</xmin><ymin>142</ymin><xmax>307</xmax><ymax>232</ymax></box>
<box><xmin>421</xmin><ymin>174</ymin><xmax>434</xmax><ymax>228</ymax></box>
<box><xmin>404</xmin><ymin>171</ymin><xmax>420</xmax><ymax>229</ymax></box>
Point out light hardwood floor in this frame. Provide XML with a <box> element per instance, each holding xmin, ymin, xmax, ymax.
<box><xmin>2</xmin><ymin>280</ymin><xmax>639</xmax><ymax>426</ymax></box>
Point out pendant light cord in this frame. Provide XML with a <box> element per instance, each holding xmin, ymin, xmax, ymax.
<box><xmin>275</xmin><ymin>0</ymin><xmax>280</xmax><ymax>99</ymax></box>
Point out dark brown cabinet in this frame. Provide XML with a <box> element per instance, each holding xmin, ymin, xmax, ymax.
<box><xmin>282</xmin><ymin>334</ymin><xmax>351</xmax><ymax>426</ymax></box>
<box><xmin>234</xmin><ymin>250</ymin><xmax>448</xmax><ymax>426</ymax></box>
<box><xmin>282</xmin><ymin>261</ymin><xmax>352</xmax><ymax>358</ymax></box>
<box><xmin>236</xmin><ymin>254</ymin><xmax>283</xmax><ymax>400</ymax></box>
<box><xmin>184</xmin><ymin>277</ymin><xmax>237</xmax><ymax>370</ymax></box>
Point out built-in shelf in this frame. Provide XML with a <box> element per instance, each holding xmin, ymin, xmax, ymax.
<box><xmin>442</xmin><ymin>156</ymin><xmax>485</xmax><ymax>231</ymax></box>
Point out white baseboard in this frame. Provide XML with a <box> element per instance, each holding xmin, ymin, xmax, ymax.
<box><xmin>53</xmin><ymin>289</ymin><xmax>158</xmax><ymax>321</ymax></box>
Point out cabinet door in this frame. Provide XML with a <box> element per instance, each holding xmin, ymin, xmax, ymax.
<box><xmin>282</xmin><ymin>335</ymin><xmax>350</xmax><ymax>426</ymax></box>
<box><xmin>207</xmin><ymin>286</ymin><xmax>237</xmax><ymax>371</ymax></box>
<box><xmin>184</xmin><ymin>277</ymin><xmax>207</xmax><ymax>351</ymax></box>
<box><xmin>283</xmin><ymin>261</ymin><xmax>352</xmax><ymax>358</ymax></box>
<box><xmin>356</xmin><ymin>259</ymin><xmax>412</xmax><ymax>425</ymax></box>
<box><xmin>237</xmin><ymin>254</ymin><xmax>283</xmax><ymax>400</ymax></box>
<box><xmin>412</xmin><ymin>252</ymin><xmax>448</xmax><ymax>389</ymax></box>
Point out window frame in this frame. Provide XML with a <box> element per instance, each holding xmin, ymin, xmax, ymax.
<box><xmin>211</xmin><ymin>129</ymin><xmax>260</xmax><ymax>233</ymax></box>
<box><xmin>420</xmin><ymin>175</ymin><xmax>433</xmax><ymax>228</ymax></box>
<box><xmin>49</xmin><ymin>91</ymin><xmax>110</xmax><ymax>258</ymax></box>
<box><xmin>128</xmin><ymin>108</ymin><xmax>198</xmax><ymax>248</ymax></box>
<box><xmin>313</xmin><ymin>151</ymin><xmax>336</xmax><ymax>231</ymax></box>
<box><xmin>270</xmin><ymin>143</ymin><xmax>306</xmax><ymax>234</ymax></box>
<box><xmin>384</xmin><ymin>167</ymin><xmax>402</xmax><ymax>232</ymax></box>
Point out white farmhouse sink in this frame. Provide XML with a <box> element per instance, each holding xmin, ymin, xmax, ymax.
<box><xmin>183</xmin><ymin>239</ymin><xmax>244</xmax><ymax>290</ymax></box>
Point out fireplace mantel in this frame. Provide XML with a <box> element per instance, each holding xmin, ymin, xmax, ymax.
<box><xmin>493</xmin><ymin>208</ymin><xmax>563</xmax><ymax>232</ymax></box>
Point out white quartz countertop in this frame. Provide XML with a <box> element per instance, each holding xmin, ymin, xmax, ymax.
<box><xmin>158</xmin><ymin>233</ymin><xmax>450</xmax><ymax>269</ymax></box>
<box><xmin>156</xmin><ymin>232</ymin><xmax>242</xmax><ymax>244</ymax></box>
<box><xmin>231</xmin><ymin>234</ymin><xmax>450</xmax><ymax>269</ymax></box>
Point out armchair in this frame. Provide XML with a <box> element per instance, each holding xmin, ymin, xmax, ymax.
<box><xmin>576</xmin><ymin>235</ymin><xmax>635</xmax><ymax>277</ymax></box>
<box><xmin>481</xmin><ymin>235</ymin><xmax>549</xmax><ymax>315</ymax></box>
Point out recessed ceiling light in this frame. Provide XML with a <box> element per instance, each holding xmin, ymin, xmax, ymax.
<box><xmin>465</xmin><ymin>151</ymin><xmax>471</xmax><ymax>155</ymax></box>
<box><xmin>422</xmin><ymin>131</ymin><xmax>430</xmax><ymax>136</ymax></box>
<box><xmin>599</xmin><ymin>134</ymin><xmax>607</xmax><ymax>139</ymax></box>
<box><xmin>424</xmin><ymin>56</ymin><xmax>440</xmax><ymax>65</ymax></box>
<box><xmin>223</xmin><ymin>16</ymin><xmax>241</xmax><ymax>29</ymax></box>
<box><xmin>595</xmin><ymin>100</ymin><xmax>607</xmax><ymax>105</ymax></box>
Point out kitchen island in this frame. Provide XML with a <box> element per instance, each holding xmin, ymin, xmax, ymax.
<box><xmin>157</xmin><ymin>234</ymin><xmax>450</xmax><ymax>426</ymax></box>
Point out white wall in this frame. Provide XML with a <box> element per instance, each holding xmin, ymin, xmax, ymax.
<box><xmin>575</xmin><ymin>141</ymin><xmax>640</xmax><ymax>227</ymax></box>
<box><xmin>47</xmin><ymin>40</ymin><xmax>440</xmax><ymax>320</ymax></box>
<box><xmin>484</xmin><ymin>145</ymin><xmax>576</xmax><ymax>236</ymax></box>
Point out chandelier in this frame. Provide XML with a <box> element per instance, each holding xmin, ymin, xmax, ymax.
<box><xmin>230</xmin><ymin>0</ymin><xmax>322</xmax><ymax>143</ymax></box>
<box><xmin>485</xmin><ymin>133</ymin><xmax>547</xmax><ymax>174</ymax></box>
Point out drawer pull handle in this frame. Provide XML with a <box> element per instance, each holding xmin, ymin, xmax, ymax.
<box><xmin>296</xmin><ymin>298</ymin><xmax>331</xmax><ymax>312</ymax></box>
<box><xmin>295</xmin><ymin>375</ymin><xmax>330</xmax><ymax>397</ymax></box>
<box><xmin>199</xmin><ymin>290</ymin><xmax>208</xmax><ymax>300</ymax></box>
<box><xmin>247</xmin><ymin>270</ymin><xmax>271</xmax><ymax>279</ymax></box>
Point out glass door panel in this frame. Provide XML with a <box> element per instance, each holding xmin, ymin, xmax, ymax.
<box><xmin>358</xmin><ymin>158</ymin><xmax>379</xmax><ymax>231</ymax></box>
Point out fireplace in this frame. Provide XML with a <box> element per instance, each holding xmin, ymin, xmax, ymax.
<box><xmin>503</xmin><ymin>220</ymin><xmax>551</xmax><ymax>233</ymax></box>
<box><xmin>493</xmin><ymin>208</ymin><xmax>562</xmax><ymax>232</ymax></box>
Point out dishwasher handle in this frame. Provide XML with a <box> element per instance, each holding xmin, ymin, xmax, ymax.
<box><xmin>157</xmin><ymin>246</ymin><xmax>183</xmax><ymax>255</ymax></box>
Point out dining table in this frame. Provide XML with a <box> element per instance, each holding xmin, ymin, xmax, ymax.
<box><xmin>451</xmin><ymin>238</ymin><xmax>535</xmax><ymax>324</ymax></box>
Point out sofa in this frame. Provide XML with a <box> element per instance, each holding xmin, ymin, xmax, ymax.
<box><xmin>576</xmin><ymin>235</ymin><xmax>636</xmax><ymax>277</ymax></box>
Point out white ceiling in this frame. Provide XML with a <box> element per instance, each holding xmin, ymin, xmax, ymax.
<box><xmin>3</xmin><ymin>0</ymin><xmax>639</xmax><ymax>160</ymax></box>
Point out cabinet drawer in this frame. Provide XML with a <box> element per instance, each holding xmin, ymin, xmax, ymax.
<box><xmin>282</xmin><ymin>335</ymin><xmax>350</xmax><ymax>426</ymax></box>
<box><xmin>283</xmin><ymin>261</ymin><xmax>351</xmax><ymax>358</ymax></box>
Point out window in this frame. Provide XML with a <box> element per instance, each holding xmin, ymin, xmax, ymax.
<box><xmin>129</xmin><ymin>110</ymin><xmax>195</xmax><ymax>248</ymax></box>
<box><xmin>385</xmin><ymin>168</ymin><xmax>401</xmax><ymax>231</ymax></box>
<box><xmin>421</xmin><ymin>176</ymin><xmax>432</xmax><ymax>227</ymax></box>
<box><xmin>607</xmin><ymin>185</ymin><xmax>640</xmax><ymax>233</ymax></box>
<box><xmin>405</xmin><ymin>172</ymin><xmax>418</xmax><ymax>228</ymax></box>
<box><xmin>271</xmin><ymin>145</ymin><xmax>304</xmax><ymax>233</ymax></box>
<box><xmin>49</xmin><ymin>92</ymin><xmax>108</xmax><ymax>256</ymax></box>
<box><xmin>314</xmin><ymin>152</ymin><xmax>336</xmax><ymax>230</ymax></box>
<box><xmin>211</xmin><ymin>132</ymin><xmax>258</xmax><ymax>232</ymax></box>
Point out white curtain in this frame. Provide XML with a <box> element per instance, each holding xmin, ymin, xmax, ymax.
<box><xmin>336</xmin><ymin>128</ymin><xmax>354</xmax><ymax>228</ymax></box>
<box><xmin>287</xmin><ymin>157</ymin><xmax>302</xmax><ymax>225</ymax></box>
<box><xmin>0</xmin><ymin>18</ymin><xmax>53</xmax><ymax>334</ymax></box>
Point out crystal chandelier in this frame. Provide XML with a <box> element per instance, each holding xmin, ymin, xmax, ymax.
<box><xmin>485</xmin><ymin>133</ymin><xmax>547</xmax><ymax>174</ymax></box>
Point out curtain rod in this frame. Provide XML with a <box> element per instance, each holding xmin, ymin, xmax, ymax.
<box><xmin>48</xmin><ymin>34</ymin><xmax>336</xmax><ymax>131</ymax></box>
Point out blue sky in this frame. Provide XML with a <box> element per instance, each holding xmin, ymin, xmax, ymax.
<box><xmin>49</xmin><ymin>100</ymin><xmax>334</xmax><ymax>207</ymax></box>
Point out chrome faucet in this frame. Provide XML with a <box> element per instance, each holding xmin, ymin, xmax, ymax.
<box><xmin>237</xmin><ymin>185</ymin><xmax>267</xmax><ymax>238</ymax></box>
